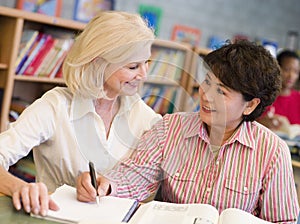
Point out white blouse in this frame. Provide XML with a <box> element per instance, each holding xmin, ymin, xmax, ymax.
<box><xmin>0</xmin><ymin>87</ymin><xmax>161</xmax><ymax>192</ymax></box>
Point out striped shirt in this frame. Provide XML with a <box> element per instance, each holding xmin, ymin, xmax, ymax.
<box><xmin>108</xmin><ymin>112</ymin><xmax>299</xmax><ymax>223</ymax></box>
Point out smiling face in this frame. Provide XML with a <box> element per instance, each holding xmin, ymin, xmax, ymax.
<box><xmin>198</xmin><ymin>73</ymin><xmax>259</xmax><ymax>139</ymax></box>
<box><xmin>104</xmin><ymin>60</ymin><xmax>150</xmax><ymax>98</ymax></box>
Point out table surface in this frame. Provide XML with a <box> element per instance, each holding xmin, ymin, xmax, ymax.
<box><xmin>0</xmin><ymin>195</ymin><xmax>59</xmax><ymax>224</ymax></box>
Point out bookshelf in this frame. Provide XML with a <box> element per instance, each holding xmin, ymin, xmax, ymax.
<box><xmin>0</xmin><ymin>6</ymin><xmax>86</xmax><ymax>132</ymax></box>
<box><xmin>141</xmin><ymin>39</ymin><xmax>194</xmax><ymax>114</ymax></box>
<box><xmin>184</xmin><ymin>47</ymin><xmax>212</xmax><ymax>112</ymax></box>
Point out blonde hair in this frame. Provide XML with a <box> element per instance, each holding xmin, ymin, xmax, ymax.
<box><xmin>63</xmin><ymin>11</ymin><xmax>155</xmax><ymax>98</ymax></box>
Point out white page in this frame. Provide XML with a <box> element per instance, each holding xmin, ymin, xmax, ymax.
<box><xmin>218</xmin><ymin>208</ymin><xmax>272</xmax><ymax>224</ymax></box>
<box><xmin>35</xmin><ymin>184</ymin><xmax>137</xmax><ymax>223</ymax></box>
<box><xmin>129</xmin><ymin>201</ymin><xmax>219</xmax><ymax>224</ymax></box>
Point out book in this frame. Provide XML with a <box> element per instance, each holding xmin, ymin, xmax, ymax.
<box><xmin>128</xmin><ymin>201</ymin><xmax>272</xmax><ymax>224</ymax></box>
<box><xmin>46</xmin><ymin>38</ymin><xmax>74</xmax><ymax>78</ymax></box>
<box><xmin>18</xmin><ymin>33</ymin><xmax>48</xmax><ymax>75</ymax></box>
<box><xmin>15</xmin><ymin>30</ymin><xmax>39</xmax><ymax>74</ymax></box>
<box><xmin>31</xmin><ymin>185</ymin><xmax>273</xmax><ymax>224</ymax></box>
<box><xmin>275</xmin><ymin>123</ymin><xmax>300</xmax><ymax>148</ymax></box>
<box><xmin>31</xmin><ymin>184</ymin><xmax>139</xmax><ymax>224</ymax></box>
<box><xmin>23</xmin><ymin>34</ymin><xmax>55</xmax><ymax>76</ymax></box>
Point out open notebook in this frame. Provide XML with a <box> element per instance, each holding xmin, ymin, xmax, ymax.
<box><xmin>31</xmin><ymin>184</ymin><xmax>139</xmax><ymax>224</ymax></box>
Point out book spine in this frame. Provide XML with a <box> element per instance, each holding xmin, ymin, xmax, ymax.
<box><xmin>15</xmin><ymin>31</ymin><xmax>40</xmax><ymax>74</ymax></box>
<box><xmin>15</xmin><ymin>30</ymin><xmax>39</xmax><ymax>70</ymax></box>
<box><xmin>23</xmin><ymin>35</ymin><xmax>55</xmax><ymax>76</ymax></box>
<box><xmin>18</xmin><ymin>33</ymin><xmax>47</xmax><ymax>75</ymax></box>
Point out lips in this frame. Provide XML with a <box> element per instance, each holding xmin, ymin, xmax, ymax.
<box><xmin>202</xmin><ymin>105</ymin><xmax>216</xmax><ymax>112</ymax></box>
<box><xmin>126</xmin><ymin>81</ymin><xmax>138</xmax><ymax>88</ymax></box>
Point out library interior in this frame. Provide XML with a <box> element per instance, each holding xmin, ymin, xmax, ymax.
<box><xmin>0</xmin><ymin>0</ymin><xmax>300</xmax><ymax>223</ymax></box>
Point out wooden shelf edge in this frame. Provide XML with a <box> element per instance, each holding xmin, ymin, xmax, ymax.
<box><xmin>14</xmin><ymin>75</ymin><xmax>65</xmax><ymax>84</ymax></box>
<box><xmin>292</xmin><ymin>160</ymin><xmax>300</xmax><ymax>168</ymax></box>
<box><xmin>0</xmin><ymin>6</ymin><xmax>86</xmax><ymax>30</ymax></box>
<box><xmin>0</xmin><ymin>63</ymin><xmax>8</xmax><ymax>69</ymax></box>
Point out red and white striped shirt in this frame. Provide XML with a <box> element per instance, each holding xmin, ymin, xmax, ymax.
<box><xmin>109</xmin><ymin>112</ymin><xmax>299</xmax><ymax>223</ymax></box>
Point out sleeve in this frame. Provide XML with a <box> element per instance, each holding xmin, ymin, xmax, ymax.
<box><xmin>0</xmin><ymin>93</ymin><xmax>57</xmax><ymax>169</ymax></box>
<box><xmin>106</xmin><ymin>117</ymin><xmax>167</xmax><ymax>201</ymax></box>
<box><xmin>259</xmin><ymin>140</ymin><xmax>299</xmax><ymax>223</ymax></box>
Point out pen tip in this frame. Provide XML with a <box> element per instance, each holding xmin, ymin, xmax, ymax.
<box><xmin>96</xmin><ymin>196</ymin><xmax>100</xmax><ymax>205</ymax></box>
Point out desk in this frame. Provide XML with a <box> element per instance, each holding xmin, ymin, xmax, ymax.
<box><xmin>0</xmin><ymin>195</ymin><xmax>58</xmax><ymax>224</ymax></box>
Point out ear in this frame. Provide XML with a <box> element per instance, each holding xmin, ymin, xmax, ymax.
<box><xmin>243</xmin><ymin>98</ymin><xmax>261</xmax><ymax>115</ymax></box>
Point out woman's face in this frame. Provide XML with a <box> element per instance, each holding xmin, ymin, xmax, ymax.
<box><xmin>198</xmin><ymin>73</ymin><xmax>249</xmax><ymax>131</ymax></box>
<box><xmin>280</xmin><ymin>57</ymin><xmax>300</xmax><ymax>90</ymax></box>
<box><xmin>104</xmin><ymin>60</ymin><xmax>149</xmax><ymax>98</ymax></box>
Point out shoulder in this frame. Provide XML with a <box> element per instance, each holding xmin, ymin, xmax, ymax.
<box><xmin>249</xmin><ymin>121</ymin><xmax>290</xmax><ymax>157</ymax></box>
<box><xmin>161</xmin><ymin>112</ymin><xmax>200</xmax><ymax>128</ymax></box>
<box><xmin>38</xmin><ymin>87</ymin><xmax>73</xmax><ymax>108</ymax></box>
<box><xmin>291</xmin><ymin>89</ymin><xmax>300</xmax><ymax>97</ymax></box>
<box><xmin>122</xmin><ymin>94</ymin><xmax>162</xmax><ymax>117</ymax></box>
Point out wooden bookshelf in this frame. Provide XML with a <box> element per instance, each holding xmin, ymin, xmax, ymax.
<box><xmin>0</xmin><ymin>6</ymin><xmax>86</xmax><ymax>132</ymax></box>
<box><xmin>140</xmin><ymin>39</ymin><xmax>194</xmax><ymax>114</ymax></box>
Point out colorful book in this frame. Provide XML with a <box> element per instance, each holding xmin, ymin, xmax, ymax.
<box><xmin>18</xmin><ymin>33</ymin><xmax>48</xmax><ymax>75</ymax></box>
<box><xmin>46</xmin><ymin>39</ymin><xmax>74</xmax><ymax>78</ymax></box>
<box><xmin>15</xmin><ymin>30</ymin><xmax>39</xmax><ymax>74</ymax></box>
<box><xmin>23</xmin><ymin>34</ymin><xmax>55</xmax><ymax>76</ymax></box>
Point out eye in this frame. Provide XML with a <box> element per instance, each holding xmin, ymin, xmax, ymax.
<box><xmin>203</xmin><ymin>78</ymin><xmax>210</xmax><ymax>85</ymax></box>
<box><xmin>126</xmin><ymin>63</ymin><xmax>139</xmax><ymax>70</ymax></box>
<box><xmin>217</xmin><ymin>87</ymin><xmax>225</xmax><ymax>95</ymax></box>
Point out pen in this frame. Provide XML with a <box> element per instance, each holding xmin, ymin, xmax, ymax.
<box><xmin>89</xmin><ymin>161</ymin><xmax>100</xmax><ymax>205</ymax></box>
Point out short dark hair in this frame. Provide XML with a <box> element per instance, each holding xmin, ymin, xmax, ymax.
<box><xmin>276</xmin><ymin>50</ymin><xmax>299</xmax><ymax>66</ymax></box>
<box><xmin>204</xmin><ymin>40</ymin><xmax>281</xmax><ymax>122</ymax></box>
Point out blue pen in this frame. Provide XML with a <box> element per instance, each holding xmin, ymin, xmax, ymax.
<box><xmin>121</xmin><ymin>200</ymin><xmax>140</xmax><ymax>222</ymax></box>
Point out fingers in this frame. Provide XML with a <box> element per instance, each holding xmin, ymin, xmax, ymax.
<box><xmin>76</xmin><ymin>171</ymin><xmax>96</xmax><ymax>202</ymax></box>
<box><xmin>12</xmin><ymin>182</ymin><xmax>55</xmax><ymax>216</ymax></box>
<box><xmin>97</xmin><ymin>176</ymin><xmax>111</xmax><ymax>197</ymax></box>
<box><xmin>49</xmin><ymin>198</ymin><xmax>60</xmax><ymax>211</ymax></box>
<box><xmin>76</xmin><ymin>172</ymin><xmax>112</xmax><ymax>202</ymax></box>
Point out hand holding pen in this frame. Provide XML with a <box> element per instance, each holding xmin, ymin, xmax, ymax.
<box><xmin>76</xmin><ymin>162</ymin><xmax>112</xmax><ymax>203</ymax></box>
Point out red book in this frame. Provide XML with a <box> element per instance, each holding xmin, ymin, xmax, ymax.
<box><xmin>23</xmin><ymin>34</ymin><xmax>55</xmax><ymax>76</ymax></box>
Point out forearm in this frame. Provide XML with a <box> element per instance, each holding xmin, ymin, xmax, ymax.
<box><xmin>0</xmin><ymin>165</ymin><xmax>28</xmax><ymax>196</ymax></box>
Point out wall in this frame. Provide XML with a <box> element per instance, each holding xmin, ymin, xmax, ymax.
<box><xmin>1</xmin><ymin>0</ymin><xmax>299</xmax><ymax>49</ymax></box>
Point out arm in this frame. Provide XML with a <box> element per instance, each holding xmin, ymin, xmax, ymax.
<box><xmin>77</xmin><ymin>119</ymin><xmax>166</xmax><ymax>202</ymax></box>
<box><xmin>0</xmin><ymin>91</ymin><xmax>63</xmax><ymax>215</ymax></box>
<box><xmin>0</xmin><ymin>165</ymin><xmax>59</xmax><ymax>216</ymax></box>
<box><xmin>259</xmin><ymin>140</ymin><xmax>299</xmax><ymax>222</ymax></box>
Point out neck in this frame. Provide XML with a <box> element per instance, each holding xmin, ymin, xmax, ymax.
<box><xmin>206</xmin><ymin>122</ymin><xmax>241</xmax><ymax>146</ymax></box>
<box><xmin>280</xmin><ymin>88</ymin><xmax>291</xmax><ymax>96</ymax></box>
<box><xmin>94</xmin><ymin>97</ymin><xmax>119</xmax><ymax>112</ymax></box>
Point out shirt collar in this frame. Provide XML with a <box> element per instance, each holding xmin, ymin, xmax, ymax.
<box><xmin>70</xmin><ymin>94</ymin><xmax>95</xmax><ymax>121</ymax></box>
<box><xmin>228</xmin><ymin>121</ymin><xmax>255</xmax><ymax>150</ymax></box>
<box><xmin>70</xmin><ymin>93</ymin><xmax>142</xmax><ymax>121</ymax></box>
<box><xmin>184</xmin><ymin>115</ymin><xmax>254</xmax><ymax>150</ymax></box>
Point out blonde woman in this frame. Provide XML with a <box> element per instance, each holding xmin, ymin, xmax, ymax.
<box><xmin>0</xmin><ymin>11</ymin><xmax>161</xmax><ymax>216</ymax></box>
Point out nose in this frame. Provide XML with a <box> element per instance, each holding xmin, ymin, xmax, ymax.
<box><xmin>199</xmin><ymin>84</ymin><xmax>214</xmax><ymax>102</ymax></box>
<box><xmin>136</xmin><ymin>63</ymin><xmax>148</xmax><ymax>80</ymax></box>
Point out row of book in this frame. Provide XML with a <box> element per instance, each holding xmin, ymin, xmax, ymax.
<box><xmin>15</xmin><ymin>29</ymin><xmax>74</xmax><ymax>78</ymax></box>
<box><xmin>141</xmin><ymin>84</ymin><xmax>179</xmax><ymax>115</ymax></box>
<box><xmin>148</xmin><ymin>48</ymin><xmax>185</xmax><ymax>82</ymax></box>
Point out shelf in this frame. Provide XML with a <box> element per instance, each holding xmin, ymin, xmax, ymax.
<box><xmin>0</xmin><ymin>6</ymin><xmax>85</xmax><ymax>31</ymax></box>
<box><xmin>14</xmin><ymin>75</ymin><xmax>65</xmax><ymax>84</ymax></box>
<box><xmin>0</xmin><ymin>63</ymin><xmax>8</xmax><ymax>69</ymax></box>
<box><xmin>144</xmin><ymin>78</ymin><xmax>180</xmax><ymax>86</ymax></box>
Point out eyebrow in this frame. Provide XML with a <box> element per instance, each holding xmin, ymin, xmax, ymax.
<box><xmin>207</xmin><ymin>73</ymin><xmax>231</xmax><ymax>91</ymax></box>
